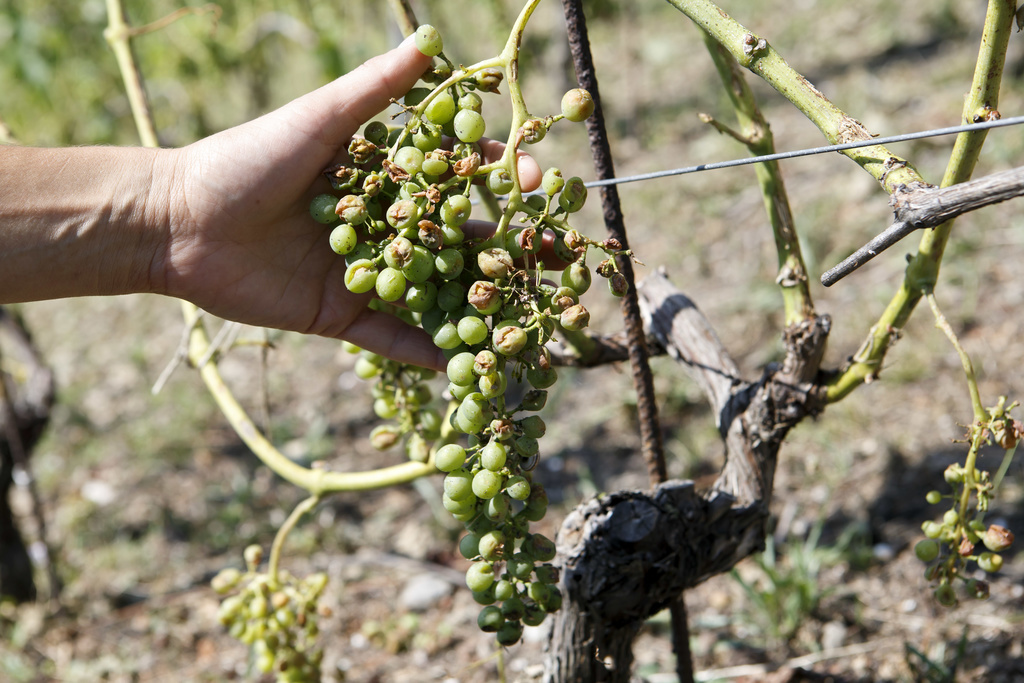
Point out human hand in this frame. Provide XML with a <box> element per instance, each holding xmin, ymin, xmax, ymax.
<box><xmin>154</xmin><ymin>36</ymin><xmax>541</xmax><ymax>370</ymax></box>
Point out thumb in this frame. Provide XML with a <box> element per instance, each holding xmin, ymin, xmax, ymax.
<box><xmin>298</xmin><ymin>35</ymin><xmax>433</xmax><ymax>147</ymax></box>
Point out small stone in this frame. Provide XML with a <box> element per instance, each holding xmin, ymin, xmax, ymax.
<box><xmin>399</xmin><ymin>574</ymin><xmax>452</xmax><ymax>612</ymax></box>
<box><xmin>821</xmin><ymin>620</ymin><xmax>847</xmax><ymax>650</ymax></box>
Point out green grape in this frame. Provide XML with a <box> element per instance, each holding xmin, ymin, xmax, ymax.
<box><xmin>478</xmin><ymin>529</ymin><xmax>506</xmax><ymax>561</ymax></box>
<box><xmin>454</xmin><ymin>109</ymin><xmax>486</xmax><ymax>143</ymax></box>
<box><xmin>435</xmin><ymin>444</ymin><xmax>467</xmax><ymax>472</ymax></box>
<box><xmin>459</xmin><ymin>533</ymin><xmax>481</xmax><ymax>560</ymax></box>
<box><xmin>478</xmin><ymin>372</ymin><xmax>507</xmax><ymax>400</ymax></box>
<box><xmin>523</xmin><ymin>533</ymin><xmax>556</xmax><ymax>562</ymax></box>
<box><xmin>405</xmin><ymin>281</ymin><xmax>437</xmax><ymax>313</ymax></box>
<box><xmin>528</xmin><ymin>581</ymin><xmax>550</xmax><ymax>604</ymax></box>
<box><xmin>440</xmin><ymin>195</ymin><xmax>473</xmax><ymax>226</ymax></box>
<box><xmin>447</xmin><ymin>351</ymin><xmax>477</xmax><ymax>386</ymax></box>
<box><xmin>500</xmin><ymin>596</ymin><xmax>526</xmax><ymax>621</ymax></box>
<box><xmin>448</xmin><ymin>381</ymin><xmax>476</xmax><ymax>401</ymax></box>
<box><xmin>978</xmin><ymin>552</ymin><xmax>1004</xmax><ymax>573</ymax></box>
<box><xmin>421</xmin><ymin>307</ymin><xmax>446</xmax><ymax>336</ymax></box>
<box><xmin>492</xmin><ymin>323</ymin><xmax>528</xmax><ymax>356</ymax></box>
<box><xmin>535</xmin><ymin>564</ymin><xmax>560</xmax><ymax>584</ymax></box>
<box><xmin>515</xmin><ymin>435</ymin><xmax>539</xmax><ymax>458</ymax></box>
<box><xmin>344</xmin><ymin>259</ymin><xmax>378</xmax><ymax>294</ymax></box>
<box><xmin>437</xmin><ymin>281</ymin><xmax>467</xmax><ymax>312</ymax></box>
<box><xmin>505</xmin><ymin>475</ymin><xmax>531</xmax><ymax>501</ymax></box>
<box><xmin>485</xmin><ymin>492</ymin><xmax>509</xmax><ymax>521</ymax></box>
<box><xmin>373</xmin><ymin>397</ymin><xmax>399</xmax><ymax>419</ymax></box>
<box><xmin>425</xmin><ymin>90</ymin><xmax>456</xmax><ymax>125</ymax></box>
<box><xmin>375</xmin><ymin>267</ymin><xmax>407</xmax><ymax>302</ymax></box>
<box><xmin>444</xmin><ymin>469</ymin><xmax>475</xmax><ymax>501</ymax></box>
<box><xmin>487</xmin><ymin>169</ymin><xmax>514</xmax><ymax>194</ymax></box>
<box><xmin>422</xmin><ymin>155</ymin><xmax>449</xmax><ymax>176</ymax></box>
<box><xmin>520</xmin><ymin>390</ymin><xmax>548</xmax><ymax>411</ymax></box>
<box><xmin>457</xmin><ymin>396</ymin><xmax>493</xmax><ymax>433</ymax></box>
<box><xmin>458</xmin><ymin>91</ymin><xmax>483</xmax><ymax>113</ymax></box>
<box><xmin>309</xmin><ymin>194</ymin><xmax>339</xmax><ymax>224</ymax></box>
<box><xmin>435</xmin><ymin>249</ymin><xmax>465</xmax><ymax>279</ymax></box>
<box><xmin>519</xmin><ymin>415</ymin><xmax>546</xmax><ymax>439</ymax></box>
<box><xmin>562</xmin><ymin>261</ymin><xmax>592</xmax><ymax>294</ymax></box>
<box><xmin>915</xmin><ymin>539</ymin><xmax>940</xmax><ymax>562</ymax></box>
<box><xmin>345</xmin><ymin>242</ymin><xmax>374</xmax><ymax>267</ymax></box>
<box><xmin>402</xmin><ymin>245</ymin><xmax>435</xmax><ymax>283</ymax></box>
<box><xmin>527</xmin><ymin>365</ymin><xmax>557</xmax><ymax>389</ymax></box>
<box><xmin>472</xmin><ymin>469</ymin><xmax>503</xmax><ymax>499</ymax></box>
<box><xmin>363</xmin><ymin>120</ymin><xmax>389</xmax><ymax>146</ymax></box>
<box><xmin>458</xmin><ymin>316</ymin><xmax>489</xmax><ymax>345</ymax></box>
<box><xmin>328</xmin><ymin>224</ymin><xmax>358</xmax><ymax>255</ymax></box>
<box><xmin>443</xmin><ymin>493</ymin><xmax>476</xmax><ymax>515</ymax></box>
<box><xmin>434</xmin><ymin>322</ymin><xmax>463</xmax><ymax>350</ymax></box>
<box><xmin>477</xmin><ymin>605</ymin><xmax>505</xmax><ymax>632</ymax></box>
<box><xmin>561</xmin><ymin>88</ymin><xmax>595</xmax><ymax>122</ymax></box>
<box><xmin>522</xmin><ymin>603</ymin><xmax>547</xmax><ymax>627</ymax></box>
<box><xmin>394</xmin><ymin>146</ymin><xmax>425</xmax><ymax>175</ymax></box>
<box><xmin>414</xmin><ymin>24</ymin><xmax>444</xmax><ymax>57</ymax></box>
<box><xmin>507</xmin><ymin>553</ymin><xmax>534</xmax><ymax>581</ymax></box>
<box><xmin>542</xmin><ymin>168</ymin><xmax>565</xmax><ymax>196</ymax></box>
<box><xmin>558</xmin><ymin>176</ymin><xmax>588</xmax><ymax>213</ymax></box>
<box><xmin>384</xmin><ymin>237</ymin><xmax>413</xmax><ymax>270</ymax></box>
<box><xmin>413</xmin><ymin>126</ymin><xmax>443</xmax><ymax>152</ymax></box>
<box><xmin>560</xmin><ymin>304</ymin><xmax>591</xmax><ymax>331</ymax></box>
<box><xmin>480</xmin><ymin>441</ymin><xmax>507</xmax><ymax>471</ymax></box>
<box><xmin>386</xmin><ymin>199</ymin><xmax>421</xmax><ymax>231</ymax></box>
<box><xmin>466</xmin><ymin>562</ymin><xmax>496</xmax><ymax>593</ymax></box>
<box><xmin>496</xmin><ymin>620</ymin><xmax>524</xmax><ymax>647</ymax></box>
<box><xmin>404</xmin><ymin>87</ymin><xmax>432</xmax><ymax>107</ymax></box>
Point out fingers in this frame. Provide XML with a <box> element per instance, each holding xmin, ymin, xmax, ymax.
<box><xmin>478</xmin><ymin>138</ymin><xmax>542</xmax><ymax>192</ymax></box>
<box><xmin>339</xmin><ymin>307</ymin><xmax>447</xmax><ymax>372</ymax></box>
<box><xmin>298</xmin><ymin>36</ymin><xmax>433</xmax><ymax>150</ymax></box>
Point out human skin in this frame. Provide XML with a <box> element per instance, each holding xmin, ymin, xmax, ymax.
<box><xmin>0</xmin><ymin>35</ymin><xmax>542</xmax><ymax>371</ymax></box>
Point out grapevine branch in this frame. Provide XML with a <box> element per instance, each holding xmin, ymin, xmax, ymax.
<box><xmin>823</xmin><ymin>164</ymin><xmax>1024</xmax><ymax>286</ymax></box>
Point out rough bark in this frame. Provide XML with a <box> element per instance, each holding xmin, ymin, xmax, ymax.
<box><xmin>0</xmin><ymin>307</ymin><xmax>55</xmax><ymax>602</ymax></box>
<box><xmin>543</xmin><ymin>272</ymin><xmax>831</xmax><ymax>682</ymax></box>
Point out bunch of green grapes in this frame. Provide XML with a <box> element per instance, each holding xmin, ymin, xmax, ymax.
<box><xmin>213</xmin><ymin>546</ymin><xmax>330</xmax><ymax>682</ymax></box>
<box><xmin>309</xmin><ymin>24</ymin><xmax>629</xmax><ymax>645</ymax></box>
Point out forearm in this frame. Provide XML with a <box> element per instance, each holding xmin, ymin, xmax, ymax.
<box><xmin>0</xmin><ymin>145</ymin><xmax>173</xmax><ymax>303</ymax></box>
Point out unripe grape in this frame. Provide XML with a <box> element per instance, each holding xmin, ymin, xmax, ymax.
<box><xmin>481</xmin><ymin>441</ymin><xmax>508</xmax><ymax>471</ymax></box>
<box><xmin>520</xmin><ymin>390</ymin><xmax>548</xmax><ymax>412</ymax></box>
<box><xmin>443</xmin><ymin>493</ymin><xmax>476</xmax><ymax>515</ymax></box>
<box><xmin>404</xmin><ymin>87</ymin><xmax>431</xmax><ymax>107</ymax></box>
<box><xmin>435</xmin><ymin>444</ymin><xmax>467</xmax><ymax>472</ymax></box>
<box><xmin>394</xmin><ymin>146</ymin><xmax>425</xmax><ymax>175</ymax></box>
<box><xmin>363</xmin><ymin>121</ymin><xmax>388</xmax><ymax>146</ymax></box>
<box><xmin>478</xmin><ymin>529</ymin><xmax>506</xmax><ymax>561</ymax></box>
<box><xmin>914</xmin><ymin>539</ymin><xmax>940</xmax><ymax>562</ymax></box>
<box><xmin>468</xmin><ymin>281</ymin><xmax>503</xmax><ymax>315</ymax></box>
<box><xmin>558</xmin><ymin>176</ymin><xmax>588</xmax><ymax>213</ymax></box>
<box><xmin>444</xmin><ymin>469</ymin><xmax>475</xmax><ymax>501</ymax></box>
<box><xmin>372</xmin><ymin>396</ymin><xmax>398</xmax><ymax>419</ymax></box>
<box><xmin>466</xmin><ymin>562</ymin><xmax>496</xmax><ymax>593</ymax></box>
<box><xmin>405</xmin><ymin>281</ymin><xmax>437</xmax><ymax>312</ymax></box>
<box><xmin>459</xmin><ymin>533</ymin><xmax>481</xmax><ymax>560</ymax></box>
<box><xmin>438</xmin><ymin>282</ymin><xmax>466</xmax><ymax>313</ymax></box>
<box><xmin>478</xmin><ymin>605</ymin><xmax>505</xmax><ymax>633</ymax></box>
<box><xmin>441</xmin><ymin>195</ymin><xmax>472</xmax><ymax>226</ymax></box>
<box><xmin>457</xmin><ymin>396</ymin><xmax>493</xmax><ymax>433</ymax></box>
<box><xmin>425</xmin><ymin>90</ymin><xmax>456</xmax><ymax>125</ymax></box>
<box><xmin>414</xmin><ymin>24</ymin><xmax>444</xmax><ymax>57</ymax></box>
<box><xmin>921</xmin><ymin>520</ymin><xmax>943</xmax><ymax>539</ymax></box>
<box><xmin>329</xmin><ymin>224</ymin><xmax>358</xmax><ymax>255</ymax></box>
<box><xmin>478</xmin><ymin>248</ymin><xmax>514</xmax><ymax>280</ymax></box>
<box><xmin>458</xmin><ymin>316</ymin><xmax>490</xmax><ymax>346</ymax></box>
<box><xmin>422</xmin><ymin>155</ymin><xmax>448</xmax><ymax>177</ymax></box>
<box><xmin>542</xmin><ymin>168</ymin><xmax>565</xmax><ymax>196</ymax></box>
<box><xmin>478</xmin><ymin>371</ymin><xmax>507</xmax><ymax>400</ymax></box>
<box><xmin>474</xmin><ymin>68</ymin><xmax>504</xmax><ymax>93</ymax></box>
<box><xmin>507</xmin><ymin>553</ymin><xmax>534</xmax><ymax>581</ymax></box>
<box><xmin>310</xmin><ymin>194</ymin><xmax>340</xmax><ymax>224</ymax></box>
<box><xmin>978</xmin><ymin>551</ymin><xmax>1003</xmax><ymax>573</ymax></box>
<box><xmin>413</xmin><ymin>126</ymin><xmax>443</xmax><ymax>152</ymax></box>
<box><xmin>454</xmin><ymin>109</ymin><xmax>486</xmax><ymax>143</ymax></box>
<box><xmin>344</xmin><ymin>259</ymin><xmax>378</xmax><ymax>294</ymax></box>
<box><xmin>522</xmin><ymin>603</ymin><xmax>547</xmax><ymax>627</ymax></box>
<box><xmin>485</xmin><ymin>492</ymin><xmax>509</xmax><ymax>521</ymax></box>
<box><xmin>435</xmin><ymin>249</ymin><xmax>465</xmax><ymax>280</ymax></box>
<box><xmin>458</xmin><ymin>92</ymin><xmax>483</xmax><ymax>113</ymax></box>
<box><xmin>389</xmin><ymin>201</ymin><xmax>423</xmax><ymax>233</ymax></box>
<box><xmin>527</xmin><ymin>365</ymin><xmax>557</xmax><ymax>389</ymax></box>
<box><xmin>447</xmin><ymin>351</ymin><xmax>477</xmax><ymax>386</ymax></box>
<box><xmin>487</xmin><ymin>169</ymin><xmax>515</xmax><ymax>195</ymax></box>
<box><xmin>562</xmin><ymin>261</ymin><xmax>592</xmax><ymax>294</ymax></box>
<box><xmin>541</xmin><ymin>587</ymin><xmax>563</xmax><ymax>613</ymax></box>
<box><xmin>491</xmin><ymin>324</ymin><xmax>527</xmax><ymax>356</ymax></box>
<box><xmin>375</xmin><ymin>267</ymin><xmax>407</xmax><ymax>302</ymax></box>
<box><xmin>472</xmin><ymin>585</ymin><xmax>497</xmax><ymax>605</ymax></box>
<box><xmin>535</xmin><ymin>564</ymin><xmax>560</xmax><ymax>585</ymax></box>
<box><xmin>496</xmin><ymin>619</ymin><xmax>524</xmax><ymax>647</ymax></box>
<box><xmin>434</xmin><ymin>322</ymin><xmax>463</xmax><ymax>350</ymax></box>
<box><xmin>421</xmin><ymin>307</ymin><xmax>446</xmax><ymax>335</ymax></box>
<box><xmin>472</xmin><ymin>469</ymin><xmax>503</xmax><ymax>499</ymax></box>
<box><xmin>561</xmin><ymin>88</ymin><xmax>595</xmax><ymax>122</ymax></box>
<box><xmin>494</xmin><ymin>579</ymin><xmax>515</xmax><ymax>602</ymax></box>
<box><xmin>515</xmin><ymin>435</ymin><xmax>539</xmax><ymax>458</ymax></box>
<box><xmin>505</xmin><ymin>475</ymin><xmax>531</xmax><ymax>501</ymax></box>
<box><xmin>370</xmin><ymin>424</ymin><xmax>400</xmax><ymax>450</ymax></box>
<box><xmin>448</xmin><ymin>381</ymin><xmax>475</xmax><ymax>401</ymax></box>
<box><xmin>402</xmin><ymin>245</ymin><xmax>435</xmax><ymax>283</ymax></box>
<box><xmin>934</xmin><ymin>583</ymin><xmax>957</xmax><ymax>607</ymax></box>
<box><xmin>560</xmin><ymin>303</ymin><xmax>591</xmax><ymax>331</ymax></box>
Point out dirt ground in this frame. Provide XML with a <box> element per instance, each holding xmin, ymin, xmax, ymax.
<box><xmin>2</xmin><ymin>1</ymin><xmax>1024</xmax><ymax>681</ymax></box>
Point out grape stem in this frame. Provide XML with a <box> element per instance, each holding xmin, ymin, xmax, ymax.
<box><xmin>268</xmin><ymin>495</ymin><xmax>321</xmax><ymax>587</ymax></box>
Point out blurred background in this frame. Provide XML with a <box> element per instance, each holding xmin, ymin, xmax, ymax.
<box><xmin>1</xmin><ymin>0</ymin><xmax>1023</xmax><ymax>680</ymax></box>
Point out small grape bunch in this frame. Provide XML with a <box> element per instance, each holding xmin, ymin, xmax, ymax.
<box><xmin>915</xmin><ymin>397</ymin><xmax>1020</xmax><ymax>605</ymax></box>
<box><xmin>213</xmin><ymin>545</ymin><xmax>330</xmax><ymax>682</ymax></box>
<box><xmin>310</xmin><ymin>20</ymin><xmax>631</xmax><ymax>646</ymax></box>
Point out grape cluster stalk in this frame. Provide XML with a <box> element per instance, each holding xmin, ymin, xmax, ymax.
<box><xmin>316</xmin><ymin>14</ymin><xmax>627</xmax><ymax>646</ymax></box>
